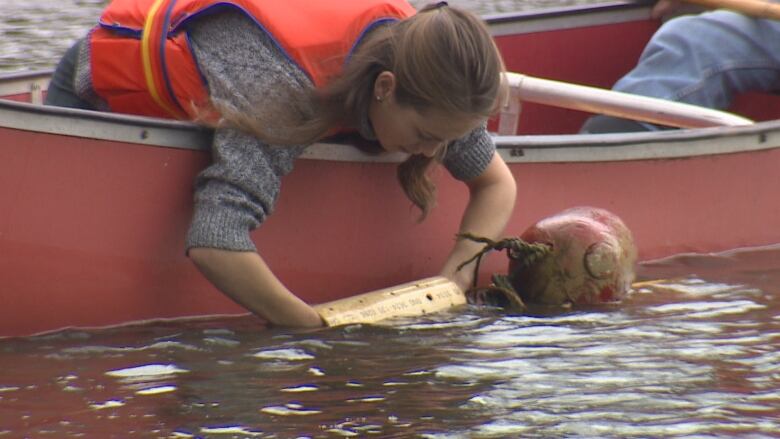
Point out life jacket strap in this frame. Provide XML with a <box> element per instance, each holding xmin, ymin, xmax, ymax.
<box><xmin>141</xmin><ymin>0</ymin><xmax>187</xmax><ymax>119</ymax></box>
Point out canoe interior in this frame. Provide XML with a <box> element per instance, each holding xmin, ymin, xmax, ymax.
<box><xmin>490</xmin><ymin>11</ymin><xmax>780</xmax><ymax>133</ymax></box>
<box><xmin>2</xmin><ymin>2</ymin><xmax>780</xmax><ymax>336</ymax></box>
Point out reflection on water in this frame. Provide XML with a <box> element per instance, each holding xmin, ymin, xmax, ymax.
<box><xmin>1</xmin><ymin>246</ymin><xmax>778</xmax><ymax>437</ymax></box>
<box><xmin>0</xmin><ymin>0</ymin><xmax>107</xmax><ymax>72</ymax></box>
<box><xmin>0</xmin><ymin>0</ymin><xmax>601</xmax><ymax>72</ymax></box>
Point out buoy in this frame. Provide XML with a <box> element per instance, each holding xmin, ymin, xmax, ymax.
<box><xmin>511</xmin><ymin>206</ymin><xmax>637</xmax><ymax>305</ymax></box>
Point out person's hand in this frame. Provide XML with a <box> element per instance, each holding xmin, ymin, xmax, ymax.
<box><xmin>442</xmin><ymin>264</ymin><xmax>474</xmax><ymax>294</ymax></box>
<box><xmin>652</xmin><ymin>0</ymin><xmax>682</xmax><ymax>18</ymax></box>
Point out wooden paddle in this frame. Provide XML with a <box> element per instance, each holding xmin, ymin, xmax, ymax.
<box><xmin>680</xmin><ymin>0</ymin><xmax>780</xmax><ymax>20</ymax></box>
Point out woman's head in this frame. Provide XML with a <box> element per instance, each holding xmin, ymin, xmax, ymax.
<box><xmin>355</xmin><ymin>4</ymin><xmax>507</xmax><ymax>153</ymax></box>
<box><xmin>363</xmin><ymin>3</ymin><xmax>508</xmax><ymax>217</ymax></box>
<box><xmin>380</xmin><ymin>4</ymin><xmax>506</xmax><ymax>118</ymax></box>
<box><xmin>216</xmin><ymin>3</ymin><xmax>507</xmax><ymax>218</ymax></box>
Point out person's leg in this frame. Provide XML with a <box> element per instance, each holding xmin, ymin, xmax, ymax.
<box><xmin>615</xmin><ymin>11</ymin><xmax>780</xmax><ymax>107</ymax></box>
<box><xmin>582</xmin><ymin>11</ymin><xmax>780</xmax><ymax>133</ymax></box>
<box><xmin>44</xmin><ymin>39</ymin><xmax>95</xmax><ymax>109</ymax></box>
<box><xmin>580</xmin><ymin>116</ymin><xmax>665</xmax><ymax>134</ymax></box>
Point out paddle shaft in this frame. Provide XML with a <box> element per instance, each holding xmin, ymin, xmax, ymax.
<box><xmin>681</xmin><ymin>0</ymin><xmax>780</xmax><ymax>20</ymax></box>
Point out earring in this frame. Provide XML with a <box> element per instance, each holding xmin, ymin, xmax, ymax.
<box><xmin>376</xmin><ymin>95</ymin><xmax>383</xmax><ymax>102</ymax></box>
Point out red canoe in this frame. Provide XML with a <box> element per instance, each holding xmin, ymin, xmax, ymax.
<box><xmin>2</xmin><ymin>1</ymin><xmax>779</xmax><ymax>336</ymax></box>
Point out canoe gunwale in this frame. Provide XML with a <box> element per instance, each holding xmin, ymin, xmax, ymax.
<box><xmin>0</xmin><ymin>97</ymin><xmax>212</xmax><ymax>150</ymax></box>
<box><xmin>485</xmin><ymin>0</ymin><xmax>654</xmax><ymax>36</ymax></box>
<box><xmin>3</xmin><ymin>96</ymin><xmax>780</xmax><ymax>164</ymax></box>
<box><xmin>483</xmin><ymin>0</ymin><xmax>655</xmax><ymax>24</ymax></box>
<box><xmin>495</xmin><ymin>121</ymin><xmax>780</xmax><ymax>162</ymax></box>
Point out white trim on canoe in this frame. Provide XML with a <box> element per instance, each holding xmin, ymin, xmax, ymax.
<box><xmin>0</xmin><ymin>97</ymin><xmax>212</xmax><ymax>150</ymax></box>
<box><xmin>0</xmin><ymin>70</ymin><xmax>50</xmax><ymax>104</ymax></box>
<box><xmin>484</xmin><ymin>1</ymin><xmax>654</xmax><ymax>36</ymax></box>
<box><xmin>5</xmin><ymin>95</ymin><xmax>780</xmax><ymax>164</ymax></box>
<box><xmin>504</xmin><ymin>73</ymin><xmax>753</xmax><ymax>129</ymax></box>
<box><xmin>495</xmin><ymin>121</ymin><xmax>780</xmax><ymax>162</ymax></box>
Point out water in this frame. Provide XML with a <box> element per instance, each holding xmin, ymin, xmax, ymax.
<box><xmin>0</xmin><ymin>0</ymin><xmax>602</xmax><ymax>73</ymax></box>
<box><xmin>1</xmin><ymin>246</ymin><xmax>779</xmax><ymax>437</ymax></box>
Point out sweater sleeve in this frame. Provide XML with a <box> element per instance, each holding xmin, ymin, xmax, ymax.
<box><xmin>184</xmin><ymin>9</ymin><xmax>312</xmax><ymax>252</ymax></box>
<box><xmin>442</xmin><ymin>123</ymin><xmax>496</xmax><ymax>181</ymax></box>
<box><xmin>186</xmin><ymin>129</ymin><xmax>307</xmax><ymax>252</ymax></box>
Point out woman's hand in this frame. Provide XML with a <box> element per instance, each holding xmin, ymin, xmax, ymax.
<box><xmin>189</xmin><ymin>248</ymin><xmax>324</xmax><ymax>327</ymax></box>
<box><xmin>440</xmin><ymin>152</ymin><xmax>517</xmax><ymax>292</ymax></box>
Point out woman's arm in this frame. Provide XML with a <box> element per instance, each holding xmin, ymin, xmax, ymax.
<box><xmin>185</xmin><ymin>126</ymin><xmax>324</xmax><ymax>327</ymax></box>
<box><xmin>189</xmin><ymin>248</ymin><xmax>324</xmax><ymax>327</ymax></box>
<box><xmin>440</xmin><ymin>152</ymin><xmax>517</xmax><ymax>291</ymax></box>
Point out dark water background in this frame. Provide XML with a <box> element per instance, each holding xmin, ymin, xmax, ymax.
<box><xmin>1</xmin><ymin>0</ymin><xmax>779</xmax><ymax>437</ymax></box>
<box><xmin>0</xmin><ymin>0</ymin><xmax>601</xmax><ymax>72</ymax></box>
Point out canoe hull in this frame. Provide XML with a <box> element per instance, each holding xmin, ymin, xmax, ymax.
<box><xmin>4</xmin><ymin>122</ymin><xmax>780</xmax><ymax>336</ymax></box>
<box><xmin>2</xmin><ymin>1</ymin><xmax>780</xmax><ymax>336</ymax></box>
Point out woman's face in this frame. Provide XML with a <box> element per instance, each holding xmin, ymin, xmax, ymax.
<box><xmin>369</xmin><ymin>72</ymin><xmax>484</xmax><ymax>157</ymax></box>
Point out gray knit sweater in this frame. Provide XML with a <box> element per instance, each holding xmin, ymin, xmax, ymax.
<box><xmin>82</xmin><ymin>9</ymin><xmax>496</xmax><ymax>252</ymax></box>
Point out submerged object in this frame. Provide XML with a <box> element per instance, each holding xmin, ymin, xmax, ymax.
<box><xmin>316</xmin><ymin>207</ymin><xmax>638</xmax><ymax>326</ymax></box>
<box><xmin>511</xmin><ymin>206</ymin><xmax>637</xmax><ymax>305</ymax></box>
<box><xmin>462</xmin><ymin>206</ymin><xmax>637</xmax><ymax>309</ymax></box>
<box><xmin>314</xmin><ymin>276</ymin><xmax>465</xmax><ymax>326</ymax></box>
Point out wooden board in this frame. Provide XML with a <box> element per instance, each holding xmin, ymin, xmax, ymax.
<box><xmin>314</xmin><ymin>276</ymin><xmax>466</xmax><ymax>326</ymax></box>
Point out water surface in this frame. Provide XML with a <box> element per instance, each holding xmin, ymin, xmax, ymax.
<box><xmin>1</xmin><ymin>247</ymin><xmax>778</xmax><ymax>437</ymax></box>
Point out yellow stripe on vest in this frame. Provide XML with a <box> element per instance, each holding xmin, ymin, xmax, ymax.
<box><xmin>141</xmin><ymin>0</ymin><xmax>181</xmax><ymax>119</ymax></box>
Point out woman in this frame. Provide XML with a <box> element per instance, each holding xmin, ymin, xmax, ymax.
<box><xmin>46</xmin><ymin>0</ymin><xmax>517</xmax><ymax>327</ymax></box>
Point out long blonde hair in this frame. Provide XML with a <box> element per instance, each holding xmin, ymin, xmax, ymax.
<box><xmin>218</xmin><ymin>3</ymin><xmax>508</xmax><ymax>219</ymax></box>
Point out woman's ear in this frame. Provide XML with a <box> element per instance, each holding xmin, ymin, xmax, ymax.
<box><xmin>373</xmin><ymin>71</ymin><xmax>396</xmax><ymax>101</ymax></box>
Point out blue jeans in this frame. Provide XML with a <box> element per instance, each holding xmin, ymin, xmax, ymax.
<box><xmin>581</xmin><ymin>10</ymin><xmax>780</xmax><ymax>133</ymax></box>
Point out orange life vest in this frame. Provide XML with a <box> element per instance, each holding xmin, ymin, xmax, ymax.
<box><xmin>89</xmin><ymin>0</ymin><xmax>416</xmax><ymax>119</ymax></box>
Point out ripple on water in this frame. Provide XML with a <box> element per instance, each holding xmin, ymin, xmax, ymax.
<box><xmin>1</xmin><ymin>255</ymin><xmax>779</xmax><ymax>435</ymax></box>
